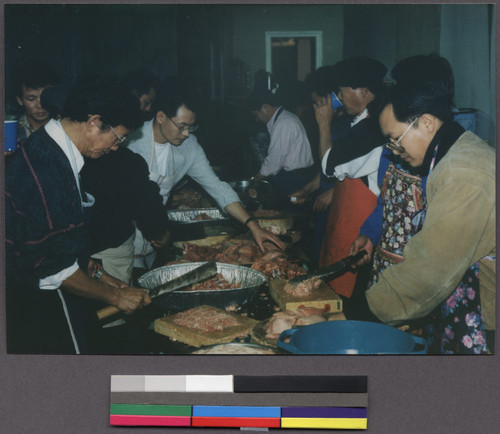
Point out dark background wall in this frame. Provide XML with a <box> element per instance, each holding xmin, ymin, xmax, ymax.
<box><xmin>4</xmin><ymin>3</ymin><xmax>495</xmax><ymax>172</ymax></box>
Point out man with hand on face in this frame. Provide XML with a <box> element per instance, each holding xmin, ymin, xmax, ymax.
<box><xmin>127</xmin><ymin>89</ymin><xmax>285</xmax><ymax>269</ymax></box>
<box><xmin>15</xmin><ymin>59</ymin><xmax>59</xmax><ymax>145</ymax></box>
<box><xmin>5</xmin><ymin>78</ymin><xmax>151</xmax><ymax>354</ymax></box>
<box><xmin>313</xmin><ymin>57</ymin><xmax>387</xmax><ymax>303</ymax></box>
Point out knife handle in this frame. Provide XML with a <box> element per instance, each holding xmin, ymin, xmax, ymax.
<box><xmin>96</xmin><ymin>305</ymin><xmax>120</xmax><ymax>320</ymax></box>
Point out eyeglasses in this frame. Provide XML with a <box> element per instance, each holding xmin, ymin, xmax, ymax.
<box><xmin>384</xmin><ymin>117</ymin><xmax>418</xmax><ymax>153</ymax></box>
<box><xmin>167</xmin><ymin>117</ymin><xmax>199</xmax><ymax>133</ymax></box>
<box><xmin>106</xmin><ymin>124</ymin><xmax>127</xmax><ymax>145</ymax></box>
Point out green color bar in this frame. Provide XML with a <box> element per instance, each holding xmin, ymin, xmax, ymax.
<box><xmin>110</xmin><ymin>403</ymin><xmax>191</xmax><ymax>416</ymax></box>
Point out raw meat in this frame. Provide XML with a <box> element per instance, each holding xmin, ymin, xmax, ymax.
<box><xmin>184</xmin><ymin>273</ymin><xmax>241</xmax><ymax>291</ymax></box>
<box><xmin>282</xmin><ymin>277</ymin><xmax>323</xmax><ymax>297</ymax></box>
<box><xmin>172</xmin><ymin>305</ymin><xmax>243</xmax><ymax>332</ymax></box>
<box><xmin>264</xmin><ymin>307</ymin><xmax>326</xmax><ymax>339</ymax></box>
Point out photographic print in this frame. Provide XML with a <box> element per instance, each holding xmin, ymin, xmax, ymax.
<box><xmin>3</xmin><ymin>3</ymin><xmax>495</xmax><ymax>357</ymax></box>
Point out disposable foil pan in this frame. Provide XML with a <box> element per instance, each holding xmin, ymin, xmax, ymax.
<box><xmin>139</xmin><ymin>262</ymin><xmax>267</xmax><ymax>314</ymax></box>
<box><xmin>167</xmin><ymin>208</ymin><xmax>230</xmax><ymax>224</ymax></box>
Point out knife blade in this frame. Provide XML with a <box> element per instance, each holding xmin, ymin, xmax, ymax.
<box><xmin>97</xmin><ymin>261</ymin><xmax>218</xmax><ymax>320</ymax></box>
<box><xmin>148</xmin><ymin>261</ymin><xmax>218</xmax><ymax>297</ymax></box>
<box><xmin>289</xmin><ymin>251</ymin><xmax>367</xmax><ymax>284</ymax></box>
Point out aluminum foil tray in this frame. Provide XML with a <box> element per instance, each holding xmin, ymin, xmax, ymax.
<box><xmin>139</xmin><ymin>262</ymin><xmax>267</xmax><ymax>314</ymax></box>
<box><xmin>167</xmin><ymin>208</ymin><xmax>230</xmax><ymax>224</ymax></box>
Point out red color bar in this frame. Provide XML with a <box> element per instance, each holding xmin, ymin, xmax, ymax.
<box><xmin>110</xmin><ymin>415</ymin><xmax>191</xmax><ymax>426</ymax></box>
<box><xmin>192</xmin><ymin>416</ymin><xmax>281</xmax><ymax>428</ymax></box>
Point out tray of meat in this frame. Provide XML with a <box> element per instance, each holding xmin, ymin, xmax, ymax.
<box><xmin>154</xmin><ymin>305</ymin><xmax>259</xmax><ymax>348</ymax></box>
<box><xmin>168</xmin><ymin>208</ymin><xmax>239</xmax><ymax>243</ymax></box>
<box><xmin>139</xmin><ymin>262</ymin><xmax>267</xmax><ymax>315</ymax></box>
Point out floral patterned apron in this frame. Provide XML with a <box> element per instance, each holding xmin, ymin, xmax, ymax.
<box><xmin>370</xmin><ymin>162</ymin><xmax>424</xmax><ymax>285</ymax></box>
<box><xmin>411</xmin><ymin>145</ymin><xmax>489</xmax><ymax>354</ymax></box>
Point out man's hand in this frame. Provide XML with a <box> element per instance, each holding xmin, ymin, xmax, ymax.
<box><xmin>113</xmin><ymin>286</ymin><xmax>151</xmax><ymax>314</ymax></box>
<box><xmin>248</xmin><ymin>221</ymin><xmax>286</xmax><ymax>252</ymax></box>
<box><xmin>151</xmin><ymin>229</ymin><xmax>170</xmax><ymax>249</ymax></box>
<box><xmin>313</xmin><ymin>93</ymin><xmax>334</xmax><ymax>127</ymax></box>
<box><xmin>312</xmin><ymin>187</ymin><xmax>335</xmax><ymax>213</ymax></box>
<box><xmin>289</xmin><ymin>189</ymin><xmax>308</xmax><ymax>205</ymax></box>
<box><xmin>349</xmin><ymin>235</ymin><xmax>374</xmax><ymax>266</ymax></box>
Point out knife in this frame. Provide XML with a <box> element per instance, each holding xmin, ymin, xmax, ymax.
<box><xmin>96</xmin><ymin>261</ymin><xmax>218</xmax><ymax>320</ymax></box>
<box><xmin>288</xmin><ymin>251</ymin><xmax>367</xmax><ymax>284</ymax></box>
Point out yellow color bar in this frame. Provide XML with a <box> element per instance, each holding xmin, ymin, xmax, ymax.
<box><xmin>281</xmin><ymin>417</ymin><xmax>367</xmax><ymax>429</ymax></box>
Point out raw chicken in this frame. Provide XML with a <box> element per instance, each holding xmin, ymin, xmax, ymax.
<box><xmin>264</xmin><ymin>307</ymin><xmax>326</xmax><ymax>339</ymax></box>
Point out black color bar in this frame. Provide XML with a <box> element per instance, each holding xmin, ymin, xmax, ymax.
<box><xmin>233</xmin><ymin>376</ymin><xmax>368</xmax><ymax>393</ymax></box>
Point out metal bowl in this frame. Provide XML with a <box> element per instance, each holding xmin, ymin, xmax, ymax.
<box><xmin>139</xmin><ymin>262</ymin><xmax>267</xmax><ymax>314</ymax></box>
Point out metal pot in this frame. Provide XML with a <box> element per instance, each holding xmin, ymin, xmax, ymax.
<box><xmin>139</xmin><ymin>262</ymin><xmax>267</xmax><ymax>315</ymax></box>
<box><xmin>277</xmin><ymin>320</ymin><xmax>429</xmax><ymax>355</ymax></box>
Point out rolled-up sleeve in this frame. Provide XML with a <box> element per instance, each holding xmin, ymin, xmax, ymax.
<box><xmin>186</xmin><ymin>142</ymin><xmax>240</xmax><ymax>209</ymax></box>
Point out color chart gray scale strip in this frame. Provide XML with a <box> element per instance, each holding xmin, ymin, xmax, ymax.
<box><xmin>110</xmin><ymin>375</ymin><xmax>368</xmax><ymax>430</ymax></box>
<box><xmin>111</xmin><ymin>375</ymin><xmax>367</xmax><ymax>393</ymax></box>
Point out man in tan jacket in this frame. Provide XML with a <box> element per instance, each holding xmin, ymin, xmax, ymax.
<box><xmin>348</xmin><ymin>80</ymin><xmax>495</xmax><ymax>354</ymax></box>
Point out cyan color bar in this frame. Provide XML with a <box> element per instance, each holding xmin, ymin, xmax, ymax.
<box><xmin>193</xmin><ymin>405</ymin><xmax>281</xmax><ymax>418</ymax></box>
<box><xmin>282</xmin><ymin>406</ymin><xmax>367</xmax><ymax>418</ymax></box>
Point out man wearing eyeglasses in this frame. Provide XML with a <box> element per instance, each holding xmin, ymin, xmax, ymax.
<box><xmin>347</xmin><ymin>80</ymin><xmax>495</xmax><ymax>354</ymax></box>
<box><xmin>5</xmin><ymin>78</ymin><xmax>151</xmax><ymax>354</ymax></box>
<box><xmin>127</xmin><ymin>91</ymin><xmax>285</xmax><ymax>269</ymax></box>
<box><xmin>348</xmin><ymin>55</ymin><xmax>456</xmax><ymax>315</ymax></box>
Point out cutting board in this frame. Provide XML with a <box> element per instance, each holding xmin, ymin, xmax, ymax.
<box><xmin>268</xmin><ymin>279</ymin><xmax>343</xmax><ymax>313</ymax></box>
<box><xmin>154</xmin><ymin>305</ymin><xmax>259</xmax><ymax>348</ymax></box>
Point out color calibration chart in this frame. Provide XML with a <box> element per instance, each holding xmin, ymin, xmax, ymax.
<box><xmin>110</xmin><ymin>375</ymin><xmax>368</xmax><ymax>430</ymax></box>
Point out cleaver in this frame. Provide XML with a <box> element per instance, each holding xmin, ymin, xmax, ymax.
<box><xmin>97</xmin><ymin>261</ymin><xmax>218</xmax><ymax>320</ymax></box>
<box><xmin>288</xmin><ymin>251</ymin><xmax>367</xmax><ymax>285</ymax></box>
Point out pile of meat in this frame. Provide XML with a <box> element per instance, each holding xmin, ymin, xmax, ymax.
<box><xmin>191</xmin><ymin>213</ymin><xmax>213</xmax><ymax>221</ymax></box>
<box><xmin>170</xmin><ymin>188</ymin><xmax>203</xmax><ymax>209</ymax></box>
<box><xmin>264</xmin><ymin>307</ymin><xmax>327</xmax><ymax>340</ymax></box>
<box><xmin>174</xmin><ymin>235</ymin><xmax>307</xmax><ymax>281</ymax></box>
<box><xmin>184</xmin><ymin>273</ymin><xmax>241</xmax><ymax>291</ymax></box>
<box><xmin>251</xmin><ymin>254</ymin><xmax>306</xmax><ymax>281</ymax></box>
<box><xmin>172</xmin><ymin>305</ymin><xmax>245</xmax><ymax>333</ymax></box>
<box><xmin>282</xmin><ymin>277</ymin><xmax>322</xmax><ymax>298</ymax></box>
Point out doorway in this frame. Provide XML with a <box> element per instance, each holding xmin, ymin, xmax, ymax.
<box><xmin>265</xmin><ymin>31</ymin><xmax>323</xmax><ymax>84</ymax></box>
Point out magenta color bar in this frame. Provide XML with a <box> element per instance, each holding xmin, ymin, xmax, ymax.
<box><xmin>110</xmin><ymin>414</ymin><xmax>191</xmax><ymax>426</ymax></box>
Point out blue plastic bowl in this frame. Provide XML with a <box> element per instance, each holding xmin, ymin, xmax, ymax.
<box><xmin>277</xmin><ymin>320</ymin><xmax>429</xmax><ymax>355</ymax></box>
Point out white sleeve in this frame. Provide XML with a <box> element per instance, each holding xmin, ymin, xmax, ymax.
<box><xmin>39</xmin><ymin>261</ymin><xmax>79</xmax><ymax>290</ymax></box>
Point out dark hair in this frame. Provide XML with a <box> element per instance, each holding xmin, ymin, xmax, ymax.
<box><xmin>305</xmin><ymin>65</ymin><xmax>341</xmax><ymax>97</ymax></box>
<box><xmin>247</xmin><ymin>90</ymin><xmax>278</xmax><ymax>112</ymax></box>
<box><xmin>15</xmin><ymin>60</ymin><xmax>59</xmax><ymax>97</ymax></box>
<box><xmin>62</xmin><ymin>76</ymin><xmax>144</xmax><ymax>131</ymax></box>
<box><xmin>40</xmin><ymin>82</ymin><xmax>74</xmax><ymax>119</ymax></box>
<box><xmin>336</xmin><ymin>57</ymin><xmax>387</xmax><ymax>96</ymax></box>
<box><xmin>381</xmin><ymin>81</ymin><xmax>455</xmax><ymax>124</ymax></box>
<box><xmin>391</xmin><ymin>54</ymin><xmax>454</xmax><ymax>104</ymax></box>
<box><xmin>120</xmin><ymin>69</ymin><xmax>160</xmax><ymax>98</ymax></box>
<box><xmin>153</xmin><ymin>83</ymin><xmax>199</xmax><ymax>118</ymax></box>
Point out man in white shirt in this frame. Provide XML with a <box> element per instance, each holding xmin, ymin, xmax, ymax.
<box><xmin>127</xmin><ymin>92</ymin><xmax>285</xmax><ymax>269</ymax></box>
<box><xmin>249</xmin><ymin>91</ymin><xmax>315</xmax><ymax>202</ymax></box>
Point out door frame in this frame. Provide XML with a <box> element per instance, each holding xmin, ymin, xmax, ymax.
<box><xmin>265</xmin><ymin>30</ymin><xmax>323</xmax><ymax>74</ymax></box>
